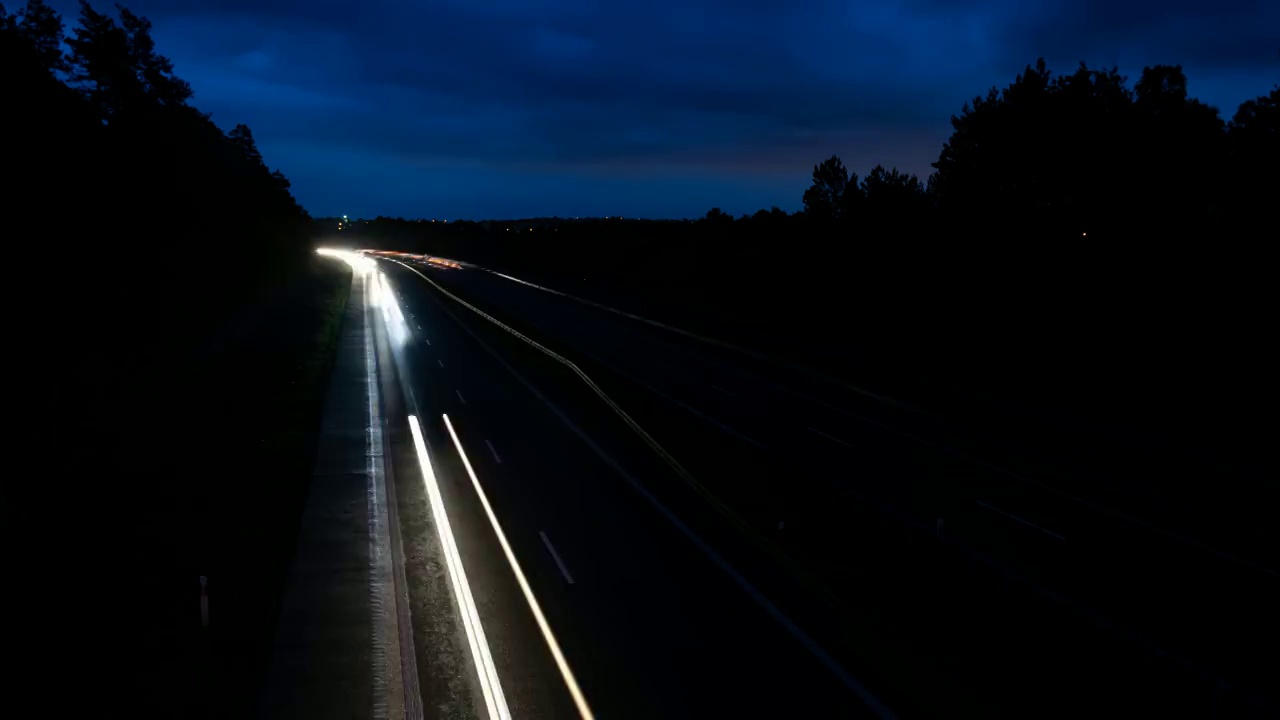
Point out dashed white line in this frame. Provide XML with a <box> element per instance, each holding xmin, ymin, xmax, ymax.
<box><xmin>438</xmin><ymin>359</ymin><xmax>445</xmax><ymax>368</ymax></box>
<box><xmin>711</xmin><ymin>384</ymin><xmax>738</xmax><ymax>398</ymax></box>
<box><xmin>538</xmin><ymin>531</ymin><xmax>576</xmax><ymax>585</ymax></box>
<box><xmin>392</xmin><ymin>259</ymin><xmax>893</xmax><ymax>716</ymax></box>
<box><xmin>485</xmin><ymin>439</ymin><xmax>502</xmax><ymax>464</ymax></box>
<box><xmin>456</xmin><ymin>389</ymin><xmax>467</xmax><ymax>404</ymax></box>
<box><xmin>809</xmin><ymin>427</ymin><xmax>853</xmax><ymax>448</ymax></box>
<box><xmin>443</xmin><ymin>415</ymin><xmax>595</xmax><ymax>719</ymax></box>
<box><xmin>976</xmin><ymin>500</ymin><xmax>1067</xmax><ymax>542</ymax></box>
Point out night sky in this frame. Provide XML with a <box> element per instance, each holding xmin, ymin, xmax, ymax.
<box><xmin>48</xmin><ymin>1</ymin><xmax>1279</xmax><ymax>219</ymax></box>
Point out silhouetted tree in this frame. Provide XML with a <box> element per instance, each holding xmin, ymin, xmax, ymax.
<box><xmin>1131</xmin><ymin>64</ymin><xmax>1225</xmax><ymax>227</ymax></box>
<box><xmin>12</xmin><ymin>0</ymin><xmax>65</xmax><ymax>72</ymax></box>
<box><xmin>65</xmin><ymin>0</ymin><xmax>191</xmax><ymax>119</ymax></box>
<box><xmin>228</xmin><ymin>123</ymin><xmax>265</xmax><ymax>168</ymax></box>
<box><xmin>860</xmin><ymin>165</ymin><xmax>926</xmax><ymax>222</ymax></box>
<box><xmin>927</xmin><ymin>57</ymin><xmax>1236</xmax><ymax>237</ymax></box>
<box><xmin>704</xmin><ymin>207</ymin><xmax>733</xmax><ymax>224</ymax></box>
<box><xmin>8</xmin><ymin>0</ymin><xmax>306</xmax><ymax>275</ymax></box>
<box><xmin>1226</xmin><ymin>84</ymin><xmax>1280</xmax><ymax>224</ymax></box>
<box><xmin>803</xmin><ymin>155</ymin><xmax>857</xmax><ymax>222</ymax></box>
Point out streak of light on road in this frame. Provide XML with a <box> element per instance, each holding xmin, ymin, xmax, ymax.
<box><xmin>408</xmin><ymin>415</ymin><xmax>511</xmax><ymax>720</ymax></box>
<box><xmin>316</xmin><ymin>247</ymin><xmax>376</xmax><ymax>273</ymax></box>
<box><xmin>443</xmin><ymin>413</ymin><xmax>596</xmax><ymax>720</ymax></box>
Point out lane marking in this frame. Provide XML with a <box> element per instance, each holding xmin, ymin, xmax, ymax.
<box><xmin>407</xmin><ymin>415</ymin><xmax>511</xmax><ymax>720</ymax></box>
<box><xmin>444</xmin><ymin>415</ymin><xmax>595</xmax><ymax>720</ymax></box>
<box><xmin>438</xmin><ymin>359</ymin><xmax>445</xmax><ymax>368</ymax></box>
<box><xmin>393</xmin><ymin>259</ymin><xmax>891</xmax><ymax>714</ymax></box>
<box><xmin>809</xmin><ymin>427</ymin><xmax>853</xmax><ymax>448</ymax></box>
<box><xmin>485</xmin><ymin>439</ymin><xmax>502</xmax><ymax>464</ymax></box>
<box><xmin>456</xmin><ymin>389</ymin><xmax>467</xmax><ymax>405</ymax></box>
<box><xmin>449</xmin><ymin>258</ymin><xmax>1278</xmax><ymax>577</ymax></box>
<box><xmin>487</xmin><ymin>313</ymin><xmax>766</xmax><ymax>450</ymax></box>
<box><xmin>482</xmin><ymin>266</ymin><xmax>915</xmax><ymax>412</ymax></box>
<box><xmin>710</xmin><ymin>384</ymin><xmax>738</xmax><ymax>398</ymax></box>
<box><xmin>405</xmin><ymin>275</ymin><xmax>891</xmax><ymax>715</ymax></box>
<box><xmin>361</xmin><ymin>271</ymin><xmax>411</xmax><ymax>720</ymax></box>
<box><xmin>538</xmin><ymin>531</ymin><xmax>576</xmax><ymax>585</ymax></box>
<box><xmin>976</xmin><ymin>500</ymin><xmax>1067</xmax><ymax>542</ymax></box>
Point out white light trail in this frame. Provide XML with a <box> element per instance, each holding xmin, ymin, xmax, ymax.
<box><xmin>407</xmin><ymin>415</ymin><xmax>511</xmax><ymax>720</ymax></box>
<box><xmin>443</xmin><ymin>414</ymin><xmax>595</xmax><ymax>720</ymax></box>
<box><xmin>316</xmin><ymin>247</ymin><xmax>376</xmax><ymax>273</ymax></box>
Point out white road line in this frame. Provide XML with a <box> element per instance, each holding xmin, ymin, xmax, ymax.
<box><xmin>538</xmin><ymin>531</ymin><xmax>576</xmax><ymax>585</ymax></box>
<box><xmin>407</xmin><ymin>415</ymin><xmax>511</xmax><ymax>720</ymax></box>
<box><xmin>710</xmin><ymin>384</ymin><xmax>737</xmax><ymax>398</ymax></box>
<box><xmin>456</xmin><ymin>389</ymin><xmax>467</xmax><ymax>404</ymax></box>
<box><xmin>485</xmin><ymin>439</ymin><xmax>502</xmax><ymax>464</ymax></box>
<box><xmin>809</xmin><ymin>427</ymin><xmax>853</xmax><ymax>448</ymax></box>
<box><xmin>393</xmin><ymin>259</ymin><xmax>892</xmax><ymax>717</ymax></box>
<box><xmin>363</xmin><ymin>272</ymin><xmax>409</xmax><ymax>720</ymax></box>
<box><xmin>976</xmin><ymin>500</ymin><xmax>1067</xmax><ymax>542</ymax></box>
<box><xmin>443</xmin><ymin>415</ymin><xmax>595</xmax><ymax>719</ymax></box>
<box><xmin>438</xmin><ymin>359</ymin><xmax>445</xmax><ymax>368</ymax></box>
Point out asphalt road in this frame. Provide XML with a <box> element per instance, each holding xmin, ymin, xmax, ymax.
<box><xmin>366</xmin><ymin>253</ymin><xmax>1277</xmax><ymax>718</ymax></box>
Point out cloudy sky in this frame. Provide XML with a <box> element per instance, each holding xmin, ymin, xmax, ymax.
<box><xmin>43</xmin><ymin>0</ymin><xmax>1280</xmax><ymax>218</ymax></box>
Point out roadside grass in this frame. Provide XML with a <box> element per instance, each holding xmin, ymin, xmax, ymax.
<box><xmin>192</xmin><ymin>255</ymin><xmax>353</xmax><ymax>717</ymax></box>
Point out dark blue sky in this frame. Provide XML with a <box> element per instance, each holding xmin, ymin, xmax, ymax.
<box><xmin>49</xmin><ymin>1</ymin><xmax>1279</xmax><ymax>218</ymax></box>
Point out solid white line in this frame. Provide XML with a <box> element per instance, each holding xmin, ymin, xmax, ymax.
<box><xmin>485</xmin><ymin>439</ymin><xmax>502</xmax><ymax>464</ymax></box>
<box><xmin>976</xmin><ymin>500</ymin><xmax>1067</xmax><ymax>542</ymax></box>
<box><xmin>443</xmin><ymin>414</ymin><xmax>595</xmax><ymax>720</ymax></box>
<box><xmin>809</xmin><ymin>427</ymin><xmax>853</xmax><ymax>448</ymax></box>
<box><xmin>363</xmin><ymin>271</ymin><xmax>406</xmax><ymax>720</ymax></box>
<box><xmin>456</xmin><ymin>389</ymin><xmax>467</xmax><ymax>404</ymax></box>
<box><xmin>483</xmin><ymin>264</ymin><xmax>908</xmax><ymax>409</ymax></box>
<box><xmin>408</xmin><ymin>416</ymin><xmax>511</xmax><ymax>720</ymax></box>
<box><xmin>538</xmin><ymin>531</ymin><xmax>576</xmax><ymax>585</ymax></box>
<box><xmin>392</xmin><ymin>258</ymin><xmax>893</xmax><ymax>716</ymax></box>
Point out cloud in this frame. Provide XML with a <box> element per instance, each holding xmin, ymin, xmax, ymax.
<box><xmin>38</xmin><ymin>0</ymin><xmax>1280</xmax><ymax>217</ymax></box>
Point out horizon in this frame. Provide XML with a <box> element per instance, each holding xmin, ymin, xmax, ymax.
<box><xmin>40</xmin><ymin>0</ymin><xmax>1280</xmax><ymax>220</ymax></box>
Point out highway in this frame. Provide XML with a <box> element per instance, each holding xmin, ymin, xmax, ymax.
<box><xmin>355</xmin><ymin>251</ymin><xmax>1276</xmax><ymax>718</ymax></box>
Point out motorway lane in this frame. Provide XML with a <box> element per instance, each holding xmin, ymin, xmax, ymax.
<box><xmin>382</xmin><ymin>256</ymin><xmax>1278</xmax><ymax>715</ymax></box>
<box><xmin>375</xmin><ymin>261</ymin><xmax>886</xmax><ymax>718</ymax></box>
<box><xmin>440</xmin><ymin>261</ymin><xmax>1275</xmax><ymax>565</ymax></box>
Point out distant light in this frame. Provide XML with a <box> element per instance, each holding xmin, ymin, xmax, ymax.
<box><xmin>316</xmin><ymin>247</ymin><xmax>375</xmax><ymax>273</ymax></box>
<box><xmin>1082</xmin><ymin>232</ymin><xmax>1087</xmax><ymax>237</ymax></box>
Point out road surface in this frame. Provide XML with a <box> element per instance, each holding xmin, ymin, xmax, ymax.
<box><xmin>352</xmin><ymin>251</ymin><xmax>1276</xmax><ymax>718</ymax></box>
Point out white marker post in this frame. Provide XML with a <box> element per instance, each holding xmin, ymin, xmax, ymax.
<box><xmin>199</xmin><ymin>576</ymin><xmax>209</xmax><ymax>628</ymax></box>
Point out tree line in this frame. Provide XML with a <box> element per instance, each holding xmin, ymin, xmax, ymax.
<box><xmin>799</xmin><ymin>59</ymin><xmax>1277</xmax><ymax>240</ymax></box>
<box><xmin>335</xmin><ymin>58</ymin><xmax>1277</xmax><ymax>467</ymax></box>
<box><xmin>6</xmin><ymin>4</ymin><xmax>325</xmax><ymax>714</ymax></box>
<box><xmin>3</xmin><ymin>0</ymin><xmax>308</xmax><ymax>307</ymax></box>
